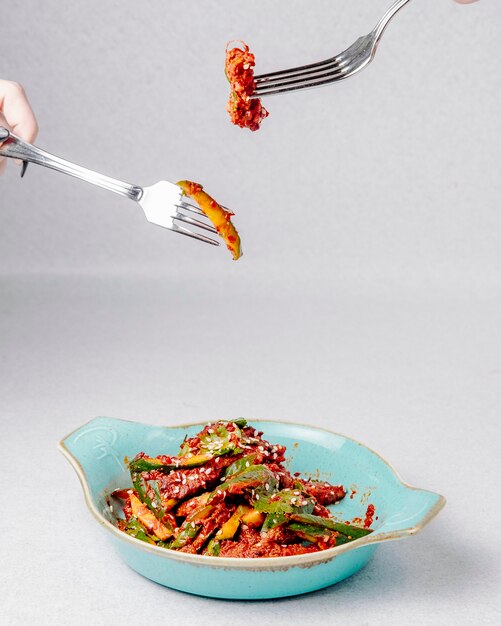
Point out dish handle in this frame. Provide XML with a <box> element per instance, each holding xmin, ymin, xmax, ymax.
<box><xmin>59</xmin><ymin>416</ymin><xmax>130</xmax><ymax>497</ymax></box>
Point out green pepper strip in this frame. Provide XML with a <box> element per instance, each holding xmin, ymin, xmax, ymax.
<box><xmin>231</xmin><ymin>418</ymin><xmax>247</xmax><ymax>428</ymax></box>
<box><xmin>261</xmin><ymin>511</ymin><xmax>287</xmax><ymax>532</ymax></box>
<box><xmin>209</xmin><ymin>465</ymin><xmax>278</xmax><ymax>501</ymax></box>
<box><xmin>224</xmin><ymin>453</ymin><xmax>258</xmax><ymax>478</ymax></box>
<box><xmin>170</xmin><ymin>522</ymin><xmax>201</xmax><ymax>550</ymax></box>
<box><xmin>130</xmin><ymin>473</ymin><xmax>174</xmax><ymax>533</ymax></box>
<box><xmin>205</xmin><ymin>538</ymin><xmax>221</xmax><ymax>556</ymax></box>
<box><xmin>132</xmin><ymin>473</ymin><xmax>156</xmax><ymax>512</ymax></box>
<box><xmin>129</xmin><ymin>452</ymin><xmax>213</xmax><ymax>473</ymax></box>
<box><xmin>254</xmin><ymin>488</ymin><xmax>315</xmax><ymax>530</ymax></box>
<box><xmin>287</xmin><ymin>521</ymin><xmax>335</xmax><ymax>543</ymax></box>
<box><xmin>124</xmin><ymin>518</ymin><xmax>157</xmax><ymax>545</ymax></box>
<box><xmin>288</xmin><ymin>513</ymin><xmax>373</xmax><ymax>539</ymax></box>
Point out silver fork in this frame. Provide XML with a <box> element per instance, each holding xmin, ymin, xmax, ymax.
<box><xmin>0</xmin><ymin>126</ymin><xmax>220</xmax><ymax>247</ymax></box>
<box><xmin>253</xmin><ymin>0</ymin><xmax>412</xmax><ymax>98</ymax></box>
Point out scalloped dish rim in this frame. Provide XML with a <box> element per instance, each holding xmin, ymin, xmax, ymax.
<box><xmin>58</xmin><ymin>417</ymin><xmax>446</xmax><ymax>571</ymax></box>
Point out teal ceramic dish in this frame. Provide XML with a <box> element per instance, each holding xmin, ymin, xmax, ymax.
<box><xmin>59</xmin><ymin>417</ymin><xmax>445</xmax><ymax>599</ymax></box>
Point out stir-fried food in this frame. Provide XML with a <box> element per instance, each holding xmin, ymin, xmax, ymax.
<box><xmin>110</xmin><ymin>420</ymin><xmax>373</xmax><ymax>557</ymax></box>
<box><xmin>225</xmin><ymin>42</ymin><xmax>268</xmax><ymax>132</ymax></box>
<box><xmin>176</xmin><ymin>180</ymin><xmax>242</xmax><ymax>260</ymax></box>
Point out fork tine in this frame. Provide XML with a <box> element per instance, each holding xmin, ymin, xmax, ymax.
<box><xmin>254</xmin><ymin>56</ymin><xmax>342</xmax><ymax>84</ymax></box>
<box><xmin>253</xmin><ymin>36</ymin><xmax>369</xmax><ymax>96</ymax></box>
<box><xmin>254</xmin><ymin>37</ymin><xmax>366</xmax><ymax>85</ymax></box>
<box><xmin>173</xmin><ymin>213</ymin><xmax>218</xmax><ymax>234</ymax></box>
<box><xmin>254</xmin><ymin>51</ymin><xmax>371</xmax><ymax>96</ymax></box>
<box><xmin>176</xmin><ymin>201</ymin><xmax>205</xmax><ymax>217</ymax></box>
<box><xmin>178</xmin><ymin>199</ymin><xmax>233</xmax><ymax>214</ymax></box>
<box><xmin>254</xmin><ymin>65</ymin><xmax>351</xmax><ymax>97</ymax></box>
<box><xmin>254</xmin><ymin>64</ymin><xmax>348</xmax><ymax>95</ymax></box>
<box><xmin>171</xmin><ymin>224</ymin><xmax>220</xmax><ymax>246</ymax></box>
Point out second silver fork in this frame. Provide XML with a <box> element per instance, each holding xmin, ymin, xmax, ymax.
<box><xmin>253</xmin><ymin>0</ymin><xmax>413</xmax><ymax>98</ymax></box>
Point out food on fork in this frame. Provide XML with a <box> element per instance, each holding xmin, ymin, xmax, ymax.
<box><xmin>176</xmin><ymin>180</ymin><xmax>242</xmax><ymax>260</ymax></box>
<box><xmin>225</xmin><ymin>42</ymin><xmax>268</xmax><ymax>132</ymax></box>
<box><xmin>110</xmin><ymin>419</ymin><xmax>373</xmax><ymax>558</ymax></box>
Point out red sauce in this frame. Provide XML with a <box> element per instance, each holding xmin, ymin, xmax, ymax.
<box><xmin>364</xmin><ymin>504</ymin><xmax>376</xmax><ymax>528</ymax></box>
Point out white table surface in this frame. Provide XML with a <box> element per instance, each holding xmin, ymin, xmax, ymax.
<box><xmin>1</xmin><ymin>273</ymin><xmax>500</xmax><ymax>625</ymax></box>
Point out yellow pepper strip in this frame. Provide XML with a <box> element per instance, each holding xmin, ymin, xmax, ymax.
<box><xmin>186</xmin><ymin>504</ymin><xmax>214</xmax><ymax>524</ymax></box>
<box><xmin>216</xmin><ymin>505</ymin><xmax>251</xmax><ymax>540</ymax></box>
<box><xmin>240</xmin><ymin>508</ymin><xmax>266</xmax><ymax>527</ymax></box>
<box><xmin>177</xmin><ymin>180</ymin><xmax>242</xmax><ymax>261</ymax></box>
<box><xmin>130</xmin><ymin>493</ymin><xmax>172</xmax><ymax>541</ymax></box>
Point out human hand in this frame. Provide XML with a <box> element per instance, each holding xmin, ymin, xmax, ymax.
<box><xmin>0</xmin><ymin>80</ymin><xmax>38</xmax><ymax>175</ymax></box>
<box><xmin>454</xmin><ymin>0</ymin><xmax>480</xmax><ymax>4</ymax></box>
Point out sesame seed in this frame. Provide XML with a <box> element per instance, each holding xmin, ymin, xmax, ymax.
<box><xmin>245</xmin><ymin>461</ymin><xmax>250</xmax><ymax>467</ymax></box>
<box><xmin>191</xmin><ymin>522</ymin><xmax>195</xmax><ymax>528</ymax></box>
<box><xmin>265</xmin><ymin>483</ymin><xmax>270</xmax><ymax>491</ymax></box>
<box><xmin>255</xmin><ymin>494</ymin><xmax>260</xmax><ymax>500</ymax></box>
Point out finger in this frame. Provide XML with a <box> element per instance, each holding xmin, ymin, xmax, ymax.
<box><xmin>454</xmin><ymin>0</ymin><xmax>480</xmax><ymax>4</ymax></box>
<box><xmin>0</xmin><ymin>109</ymin><xmax>22</xmax><ymax>167</ymax></box>
<box><xmin>0</xmin><ymin>79</ymin><xmax>38</xmax><ymax>144</ymax></box>
<box><xmin>0</xmin><ymin>111</ymin><xmax>9</xmax><ymax>174</ymax></box>
<box><xmin>0</xmin><ymin>110</ymin><xmax>11</xmax><ymax>144</ymax></box>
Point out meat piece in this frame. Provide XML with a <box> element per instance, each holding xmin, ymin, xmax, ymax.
<box><xmin>225</xmin><ymin>42</ymin><xmax>268</xmax><ymax>131</ymax></box>
<box><xmin>298</xmin><ymin>479</ymin><xmax>346</xmax><ymax>506</ymax></box>
<box><xmin>176</xmin><ymin>493</ymin><xmax>210</xmax><ymax>518</ymax></box>
<box><xmin>266</xmin><ymin>463</ymin><xmax>295</xmax><ymax>489</ymax></box>
<box><xmin>192</xmin><ymin>502</ymin><xmax>233</xmax><ymax>551</ymax></box>
<box><xmin>262</xmin><ymin>525</ymin><xmax>300</xmax><ymax>545</ymax></box>
<box><xmin>218</xmin><ymin>525</ymin><xmax>319</xmax><ymax>558</ymax></box>
<box><xmin>148</xmin><ymin>455</ymin><xmax>235</xmax><ymax>502</ymax></box>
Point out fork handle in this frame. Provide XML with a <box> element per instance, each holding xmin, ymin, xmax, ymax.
<box><xmin>0</xmin><ymin>126</ymin><xmax>142</xmax><ymax>201</ymax></box>
<box><xmin>373</xmin><ymin>0</ymin><xmax>414</xmax><ymax>42</ymax></box>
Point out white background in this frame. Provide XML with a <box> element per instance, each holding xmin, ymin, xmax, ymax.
<box><xmin>1</xmin><ymin>1</ymin><xmax>500</xmax><ymax>624</ymax></box>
